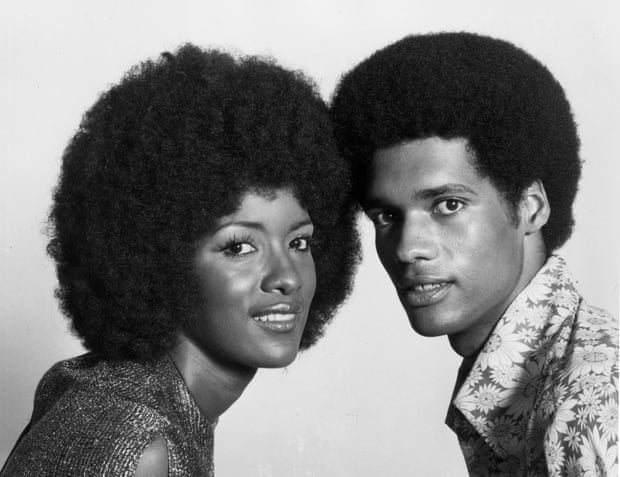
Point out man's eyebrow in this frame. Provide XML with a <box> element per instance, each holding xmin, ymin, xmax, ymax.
<box><xmin>413</xmin><ymin>183</ymin><xmax>478</xmax><ymax>200</ymax></box>
<box><xmin>363</xmin><ymin>197</ymin><xmax>391</xmax><ymax>211</ymax></box>
<box><xmin>287</xmin><ymin>218</ymin><xmax>314</xmax><ymax>232</ymax></box>
<box><xmin>364</xmin><ymin>183</ymin><xmax>477</xmax><ymax>210</ymax></box>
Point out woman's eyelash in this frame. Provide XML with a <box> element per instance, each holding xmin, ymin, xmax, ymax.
<box><xmin>221</xmin><ymin>234</ymin><xmax>256</xmax><ymax>255</ymax></box>
<box><xmin>220</xmin><ymin>232</ymin><xmax>314</xmax><ymax>256</ymax></box>
<box><xmin>222</xmin><ymin>233</ymin><xmax>254</xmax><ymax>246</ymax></box>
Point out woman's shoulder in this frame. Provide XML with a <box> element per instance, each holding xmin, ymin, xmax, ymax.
<box><xmin>31</xmin><ymin>354</ymin><xmax>159</xmax><ymax>417</ymax></box>
<box><xmin>33</xmin><ymin>353</ymin><xmax>188</xmax><ymax>421</ymax></box>
<box><xmin>3</xmin><ymin>354</ymin><xmax>215</xmax><ymax>475</ymax></box>
<box><xmin>3</xmin><ymin>355</ymin><xmax>177</xmax><ymax>475</ymax></box>
<box><xmin>30</xmin><ymin>352</ymin><xmax>213</xmax><ymax>445</ymax></box>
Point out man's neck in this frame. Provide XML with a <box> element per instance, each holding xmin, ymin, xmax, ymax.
<box><xmin>448</xmin><ymin>238</ymin><xmax>548</xmax><ymax>358</ymax></box>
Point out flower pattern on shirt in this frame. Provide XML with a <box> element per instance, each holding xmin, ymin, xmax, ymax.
<box><xmin>446</xmin><ymin>256</ymin><xmax>618</xmax><ymax>476</ymax></box>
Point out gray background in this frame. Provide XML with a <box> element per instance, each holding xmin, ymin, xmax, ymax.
<box><xmin>2</xmin><ymin>1</ymin><xmax>618</xmax><ymax>475</ymax></box>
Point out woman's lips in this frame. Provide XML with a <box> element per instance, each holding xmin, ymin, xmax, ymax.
<box><xmin>251</xmin><ymin>313</ymin><xmax>298</xmax><ymax>333</ymax></box>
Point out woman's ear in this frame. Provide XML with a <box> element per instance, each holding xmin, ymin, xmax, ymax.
<box><xmin>522</xmin><ymin>180</ymin><xmax>550</xmax><ymax>234</ymax></box>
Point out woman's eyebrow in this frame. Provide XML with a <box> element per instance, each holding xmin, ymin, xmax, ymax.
<box><xmin>214</xmin><ymin>217</ymin><xmax>313</xmax><ymax>233</ymax></box>
<box><xmin>218</xmin><ymin>221</ymin><xmax>264</xmax><ymax>231</ymax></box>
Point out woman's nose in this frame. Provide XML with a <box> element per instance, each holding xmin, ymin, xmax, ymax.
<box><xmin>261</xmin><ymin>251</ymin><xmax>302</xmax><ymax>294</ymax></box>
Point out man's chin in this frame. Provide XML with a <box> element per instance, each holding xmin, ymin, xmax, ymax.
<box><xmin>407</xmin><ymin>314</ymin><xmax>450</xmax><ymax>337</ymax></box>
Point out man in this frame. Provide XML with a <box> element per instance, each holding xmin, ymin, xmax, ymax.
<box><xmin>331</xmin><ymin>32</ymin><xmax>617</xmax><ymax>476</ymax></box>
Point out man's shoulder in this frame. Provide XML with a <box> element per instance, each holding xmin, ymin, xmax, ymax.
<box><xmin>538</xmin><ymin>300</ymin><xmax>618</xmax><ymax>475</ymax></box>
<box><xmin>568</xmin><ymin>300</ymin><xmax>619</xmax><ymax>360</ymax></box>
<box><xmin>574</xmin><ymin>301</ymin><xmax>618</xmax><ymax>335</ymax></box>
<box><xmin>550</xmin><ymin>298</ymin><xmax>617</xmax><ymax>396</ymax></box>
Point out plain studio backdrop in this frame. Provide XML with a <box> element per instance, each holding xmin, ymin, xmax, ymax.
<box><xmin>1</xmin><ymin>1</ymin><xmax>618</xmax><ymax>475</ymax></box>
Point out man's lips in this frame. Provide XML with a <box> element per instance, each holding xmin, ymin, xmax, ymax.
<box><xmin>396</xmin><ymin>277</ymin><xmax>453</xmax><ymax>307</ymax></box>
<box><xmin>397</xmin><ymin>274</ymin><xmax>452</xmax><ymax>289</ymax></box>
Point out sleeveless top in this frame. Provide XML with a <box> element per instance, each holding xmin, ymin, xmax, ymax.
<box><xmin>1</xmin><ymin>353</ymin><xmax>215</xmax><ymax>476</ymax></box>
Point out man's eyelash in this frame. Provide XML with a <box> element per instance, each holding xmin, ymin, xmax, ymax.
<box><xmin>293</xmin><ymin>234</ymin><xmax>313</xmax><ymax>248</ymax></box>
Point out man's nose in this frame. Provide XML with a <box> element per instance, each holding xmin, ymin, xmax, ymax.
<box><xmin>394</xmin><ymin>215</ymin><xmax>438</xmax><ymax>264</ymax></box>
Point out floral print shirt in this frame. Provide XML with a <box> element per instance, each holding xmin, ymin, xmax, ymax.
<box><xmin>446</xmin><ymin>256</ymin><xmax>618</xmax><ymax>476</ymax></box>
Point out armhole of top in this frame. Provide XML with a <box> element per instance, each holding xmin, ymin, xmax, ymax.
<box><xmin>135</xmin><ymin>435</ymin><xmax>169</xmax><ymax>477</ymax></box>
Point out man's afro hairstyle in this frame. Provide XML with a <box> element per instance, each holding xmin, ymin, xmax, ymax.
<box><xmin>48</xmin><ymin>43</ymin><xmax>360</xmax><ymax>360</ymax></box>
<box><xmin>331</xmin><ymin>32</ymin><xmax>581</xmax><ymax>252</ymax></box>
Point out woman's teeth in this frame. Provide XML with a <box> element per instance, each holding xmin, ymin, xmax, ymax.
<box><xmin>252</xmin><ymin>313</ymin><xmax>296</xmax><ymax>323</ymax></box>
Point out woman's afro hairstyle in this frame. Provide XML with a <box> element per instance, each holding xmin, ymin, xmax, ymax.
<box><xmin>48</xmin><ymin>43</ymin><xmax>360</xmax><ymax>360</ymax></box>
<box><xmin>331</xmin><ymin>32</ymin><xmax>581</xmax><ymax>252</ymax></box>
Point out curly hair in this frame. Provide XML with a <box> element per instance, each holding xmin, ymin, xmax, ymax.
<box><xmin>48</xmin><ymin>44</ymin><xmax>360</xmax><ymax>360</ymax></box>
<box><xmin>331</xmin><ymin>32</ymin><xmax>581</xmax><ymax>252</ymax></box>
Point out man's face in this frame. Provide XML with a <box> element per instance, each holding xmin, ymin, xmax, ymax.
<box><xmin>364</xmin><ymin>136</ymin><xmax>530</xmax><ymax>356</ymax></box>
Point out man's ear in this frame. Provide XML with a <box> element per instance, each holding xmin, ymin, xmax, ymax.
<box><xmin>521</xmin><ymin>180</ymin><xmax>550</xmax><ymax>234</ymax></box>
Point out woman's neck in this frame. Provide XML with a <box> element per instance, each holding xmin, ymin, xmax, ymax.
<box><xmin>168</xmin><ymin>334</ymin><xmax>257</xmax><ymax>421</ymax></box>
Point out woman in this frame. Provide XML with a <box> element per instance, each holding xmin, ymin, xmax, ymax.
<box><xmin>2</xmin><ymin>44</ymin><xmax>359</xmax><ymax>476</ymax></box>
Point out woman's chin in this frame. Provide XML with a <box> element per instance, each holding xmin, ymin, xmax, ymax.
<box><xmin>254</xmin><ymin>346</ymin><xmax>300</xmax><ymax>369</ymax></box>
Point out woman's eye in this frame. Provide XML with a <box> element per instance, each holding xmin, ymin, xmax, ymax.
<box><xmin>224</xmin><ymin>241</ymin><xmax>256</xmax><ymax>257</ymax></box>
<box><xmin>434</xmin><ymin>199</ymin><xmax>464</xmax><ymax>215</ymax></box>
<box><xmin>290</xmin><ymin>236</ymin><xmax>312</xmax><ymax>252</ymax></box>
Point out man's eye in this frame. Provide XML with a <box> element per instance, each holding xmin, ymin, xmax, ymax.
<box><xmin>291</xmin><ymin>236</ymin><xmax>312</xmax><ymax>252</ymax></box>
<box><xmin>369</xmin><ymin>211</ymin><xmax>396</xmax><ymax>227</ymax></box>
<box><xmin>224</xmin><ymin>241</ymin><xmax>256</xmax><ymax>257</ymax></box>
<box><xmin>434</xmin><ymin>199</ymin><xmax>464</xmax><ymax>215</ymax></box>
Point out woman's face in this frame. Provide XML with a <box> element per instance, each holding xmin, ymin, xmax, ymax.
<box><xmin>186</xmin><ymin>188</ymin><xmax>316</xmax><ymax>370</ymax></box>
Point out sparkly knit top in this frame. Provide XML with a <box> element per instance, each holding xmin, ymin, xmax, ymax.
<box><xmin>1</xmin><ymin>353</ymin><xmax>215</xmax><ymax>476</ymax></box>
